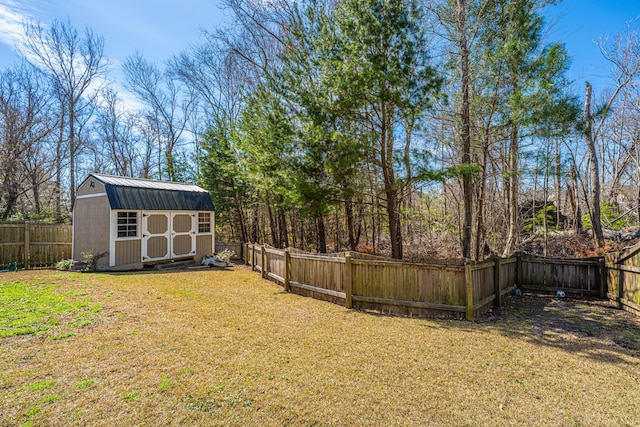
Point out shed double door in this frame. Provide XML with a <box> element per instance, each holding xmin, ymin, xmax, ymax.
<box><xmin>141</xmin><ymin>212</ymin><xmax>196</xmax><ymax>262</ymax></box>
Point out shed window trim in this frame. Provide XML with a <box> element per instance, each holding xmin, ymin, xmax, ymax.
<box><xmin>198</xmin><ymin>212</ymin><xmax>212</xmax><ymax>234</ymax></box>
<box><xmin>116</xmin><ymin>211</ymin><xmax>138</xmax><ymax>239</ymax></box>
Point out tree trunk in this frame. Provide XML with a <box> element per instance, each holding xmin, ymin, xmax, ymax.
<box><xmin>502</xmin><ymin>122</ymin><xmax>520</xmax><ymax>257</ymax></box>
<box><xmin>474</xmin><ymin>140</ymin><xmax>488</xmax><ymax>260</ymax></box>
<box><xmin>55</xmin><ymin>111</ymin><xmax>64</xmax><ymax>223</ymax></box>
<box><xmin>345</xmin><ymin>199</ymin><xmax>358</xmax><ymax>251</ymax></box>
<box><xmin>554</xmin><ymin>143</ymin><xmax>562</xmax><ymax>223</ymax></box>
<box><xmin>380</xmin><ymin>105</ymin><xmax>403</xmax><ymax>259</ymax></box>
<box><xmin>278</xmin><ymin>209</ymin><xmax>289</xmax><ymax>248</ymax></box>
<box><xmin>233</xmin><ymin>193</ymin><xmax>247</xmax><ymax>242</ymax></box>
<box><xmin>266</xmin><ymin>202</ymin><xmax>278</xmax><ymax>247</ymax></box>
<box><xmin>316</xmin><ymin>214</ymin><xmax>327</xmax><ymax>253</ymax></box>
<box><xmin>31</xmin><ymin>171</ymin><xmax>41</xmax><ymax>216</ymax></box>
<box><xmin>569</xmin><ymin>164</ymin><xmax>583</xmax><ymax>233</ymax></box>
<box><xmin>69</xmin><ymin>100</ymin><xmax>76</xmax><ymax>212</ymax></box>
<box><xmin>457</xmin><ymin>0</ymin><xmax>473</xmax><ymax>259</ymax></box>
<box><xmin>584</xmin><ymin>82</ymin><xmax>604</xmax><ymax>247</ymax></box>
<box><xmin>251</xmin><ymin>205</ymin><xmax>259</xmax><ymax>243</ymax></box>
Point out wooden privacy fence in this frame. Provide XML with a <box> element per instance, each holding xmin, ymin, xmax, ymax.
<box><xmin>517</xmin><ymin>254</ymin><xmax>604</xmax><ymax>297</ymax></box>
<box><xmin>0</xmin><ymin>222</ymin><xmax>72</xmax><ymax>268</ymax></box>
<box><xmin>605</xmin><ymin>244</ymin><xmax>640</xmax><ymax>316</ymax></box>
<box><xmin>0</xmin><ymin>223</ymin><xmax>244</xmax><ymax>269</ymax></box>
<box><xmin>244</xmin><ymin>243</ymin><xmax>521</xmax><ymax>320</ymax></box>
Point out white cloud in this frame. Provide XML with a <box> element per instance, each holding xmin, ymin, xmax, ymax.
<box><xmin>0</xmin><ymin>0</ymin><xmax>33</xmax><ymax>50</ymax></box>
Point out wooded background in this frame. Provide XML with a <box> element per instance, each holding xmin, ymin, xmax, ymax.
<box><xmin>1</xmin><ymin>0</ymin><xmax>639</xmax><ymax>260</ymax></box>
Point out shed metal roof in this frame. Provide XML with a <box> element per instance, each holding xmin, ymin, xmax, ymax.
<box><xmin>87</xmin><ymin>174</ymin><xmax>214</xmax><ymax>211</ymax></box>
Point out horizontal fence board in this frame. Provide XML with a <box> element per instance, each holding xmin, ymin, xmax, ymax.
<box><xmin>264</xmin><ymin>248</ymin><xmax>284</xmax><ymax>256</ymax></box>
<box><xmin>352</xmin><ymin>295</ymin><xmax>465</xmax><ymax>312</ymax></box>
<box><xmin>290</xmin><ymin>281</ymin><xmax>346</xmax><ymax>299</ymax></box>
<box><xmin>352</xmin><ymin>258</ymin><xmax>463</xmax><ymax>271</ymax></box>
<box><xmin>265</xmin><ymin>271</ymin><xmax>284</xmax><ymax>284</ymax></box>
<box><xmin>521</xmin><ymin>284</ymin><xmax>599</xmax><ymax>295</ymax></box>
<box><xmin>520</xmin><ymin>256</ymin><xmax>600</xmax><ymax>266</ymax></box>
<box><xmin>612</xmin><ymin>264</ymin><xmax>640</xmax><ymax>274</ymax></box>
<box><xmin>500</xmin><ymin>285</ymin><xmax>517</xmax><ymax>297</ymax></box>
<box><xmin>608</xmin><ymin>292</ymin><xmax>640</xmax><ymax>316</ymax></box>
<box><xmin>291</xmin><ymin>253</ymin><xmax>345</xmax><ymax>264</ymax></box>
<box><xmin>476</xmin><ymin>294</ymin><xmax>496</xmax><ymax>309</ymax></box>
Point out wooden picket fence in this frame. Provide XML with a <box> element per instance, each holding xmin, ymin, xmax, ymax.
<box><xmin>0</xmin><ymin>221</ymin><xmax>243</xmax><ymax>269</ymax></box>
<box><xmin>244</xmin><ymin>243</ymin><xmax>523</xmax><ymax>320</ymax></box>
<box><xmin>0</xmin><ymin>222</ymin><xmax>72</xmax><ymax>269</ymax></box>
<box><xmin>243</xmin><ymin>243</ymin><xmax>611</xmax><ymax>321</ymax></box>
<box><xmin>517</xmin><ymin>254</ymin><xmax>604</xmax><ymax>297</ymax></box>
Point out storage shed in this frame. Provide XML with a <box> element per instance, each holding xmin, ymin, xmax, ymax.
<box><xmin>72</xmin><ymin>173</ymin><xmax>215</xmax><ymax>270</ymax></box>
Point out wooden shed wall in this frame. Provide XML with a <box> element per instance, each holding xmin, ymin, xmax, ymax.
<box><xmin>115</xmin><ymin>239</ymin><xmax>142</xmax><ymax>267</ymax></box>
<box><xmin>77</xmin><ymin>179</ymin><xmax>106</xmax><ymax>196</ymax></box>
<box><xmin>73</xmin><ymin>196</ymin><xmax>111</xmax><ymax>268</ymax></box>
<box><xmin>196</xmin><ymin>235</ymin><xmax>213</xmax><ymax>261</ymax></box>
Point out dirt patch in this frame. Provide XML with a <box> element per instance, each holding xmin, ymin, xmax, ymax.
<box><xmin>479</xmin><ymin>292</ymin><xmax>640</xmax><ymax>356</ymax></box>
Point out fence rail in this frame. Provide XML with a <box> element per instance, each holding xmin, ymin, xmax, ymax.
<box><xmin>0</xmin><ymin>222</ymin><xmax>72</xmax><ymax>268</ymax></box>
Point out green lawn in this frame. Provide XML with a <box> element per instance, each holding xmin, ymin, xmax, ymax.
<box><xmin>0</xmin><ymin>278</ymin><xmax>100</xmax><ymax>338</ymax></box>
<box><xmin>1</xmin><ymin>267</ymin><xmax>639</xmax><ymax>426</ymax></box>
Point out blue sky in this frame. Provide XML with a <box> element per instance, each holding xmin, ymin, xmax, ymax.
<box><xmin>0</xmin><ymin>0</ymin><xmax>228</xmax><ymax>75</ymax></box>
<box><xmin>544</xmin><ymin>0</ymin><xmax>639</xmax><ymax>92</ymax></box>
<box><xmin>0</xmin><ymin>0</ymin><xmax>638</xmax><ymax>95</ymax></box>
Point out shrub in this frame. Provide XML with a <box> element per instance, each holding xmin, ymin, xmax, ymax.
<box><xmin>582</xmin><ymin>201</ymin><xmax>630</xmax><ymax>231</ymax></box>
<box><xmin>55</xmin><ymin>259</ymin><xmax>73</xmax><ymax>271</ymax></box>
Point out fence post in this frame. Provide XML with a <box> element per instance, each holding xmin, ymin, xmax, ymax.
<box><xmin>24</xmin><ymin>221</ymin><xmax>30</xmax><ymax>270</ymax></box>
<box><xmin>284</xmin><ymin>249</ymin><xmax>291</xmax><ymax>292</ymax></box>
<box><xmin>599</xmin><ymin>257</ymin><xmax>606</xmax><ymax>299</ymax></box>
<box><xmin>251</xmin><ymin>243</ymin><xmax>256</xmax><ymax>271</ymax></box>
<box><xmin>261</xmin><ymin>244</ymin><xmax>266</xmax><ymax>279</ymax></box>
<box><xmin>516</xmin><ymin>253</ymin><xmax>523</xmax><ymax>288</ymax></box>
<box><xmin>465</xmin><ymin>263</ymin><xmax>473</xmax><ymax>321</ymax></box>
<box><xmin>618</xmin><ymin>261</ymin><xmax>624</xmax><ymax>309</ymax></box>
<box><xmin>345</xmin><ymin>252</ymin><xmax>353</xmax><ymax>309</ymax></box>
<box><xmin>494</xmin><ymin>257</ymin><xmax>502</xmax><ymax>307</ymax></box>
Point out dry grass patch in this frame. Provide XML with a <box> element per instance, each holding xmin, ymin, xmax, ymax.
<box><xmin>1</xmin><ymin>266</ymin><xmax>640</xmax><ymax>426</ymax></box>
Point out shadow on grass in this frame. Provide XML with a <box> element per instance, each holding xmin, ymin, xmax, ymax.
<box><xmin>469</xmin><ymin>293</ymin><xmax>640</xmax><ymax>364</ymax></box>
<box><xmin>103</xmin><ymin>265</ymin><xmax>237</xmax><ymax>276</ymax></box>
<box><xmin>81</xmin><ymin>267</ymin><xmax>640</xmax><ymax>365</ymax></box>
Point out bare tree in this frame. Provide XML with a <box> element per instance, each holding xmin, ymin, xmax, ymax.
<box><xmin>21</xmin><ymin>18</ymin><xmax>108</xmax><ymax>216</ymax></box>
<box><xmin>0</xmin><ymin>61</ymin><xmax>56</xmax><ymax>219</ymax></box>
<box><xmin>93</xmin><ymin>87</ymin><xmax>141</xmax><ymax>176</ymax></box>
<box><xmin>123</xmin><ymin>52</ymin><xmax>195</xmax><ymax>181</ymax></box>
<box><xmin>585</xmin><ymin>22</ymin><xmax>640</xmax><ymax>246</ymax></box>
